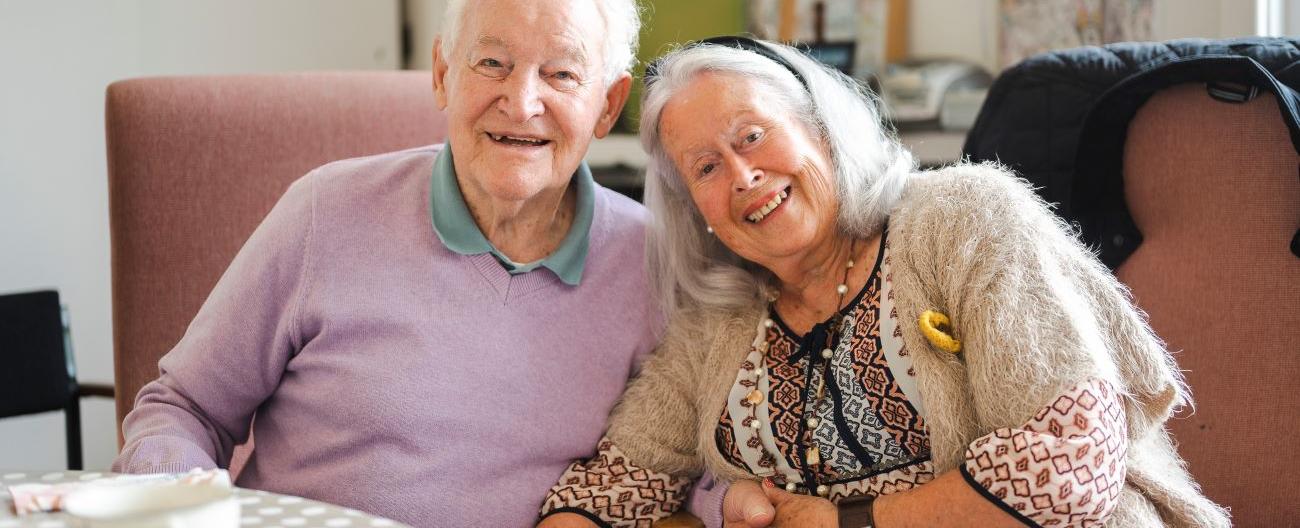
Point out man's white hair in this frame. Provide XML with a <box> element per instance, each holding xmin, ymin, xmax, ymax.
<box><xmin>439</xmin><ymin>0</ymin><xmax>641</xmax><ymax>86</ymax></box>
<box><xmin>639</xmin><ymin>40</ymin><xmax>915</xmax><ymax>313</ymax></box>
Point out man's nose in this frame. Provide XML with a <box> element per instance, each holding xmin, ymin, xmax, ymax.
<box><xmin>497</xmin><ymin>71</ymin><xmax>545</xmax><ymax>122</ymax></box>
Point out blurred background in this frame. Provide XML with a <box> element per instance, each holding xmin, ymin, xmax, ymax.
<box><xmin>0</xmin><ymin>0</ymin><xmax>1295</xmax><ymax>471</ymax></box>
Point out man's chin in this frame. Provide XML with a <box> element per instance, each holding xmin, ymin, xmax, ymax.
<box><xmin>478</xmin><ymin>172</ymin><xmax>572</xmax><ymax>204</ymax></box>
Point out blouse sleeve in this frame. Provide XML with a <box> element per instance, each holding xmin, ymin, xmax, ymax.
<box><xmin>961</xmin><ymin>378</ymin><xmax>1128</xmax><ymax>527</ymax></box>
<box><xmin>540</xmin><ymin>436</ymin><xmax>693</xmax><ymax>527</ymax></box>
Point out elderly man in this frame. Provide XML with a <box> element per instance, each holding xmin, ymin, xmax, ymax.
<box><xmin>112</xmin><ymin>1</ymin><xmax>729</xmax><ymax>526</ymax></box>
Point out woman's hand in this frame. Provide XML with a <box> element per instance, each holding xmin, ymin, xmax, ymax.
<box><xmin>537</xmin><ymin>512</ymin><xmax>599</xmax><ymax>528</ymax></box>
<box><xmin>760</xmin><ymin>481</ymin><xmax>838</xmax><ymax>527</ymax></box>
<box><xmin>721</xmin><ymin>479</ymin><xmax>838</xmax><ymax>527</ymax></box>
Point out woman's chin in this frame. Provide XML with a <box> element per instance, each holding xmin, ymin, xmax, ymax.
<box><xmin>734</xmin><ymin>234</ymin><xmax>816</xmax><ymax>266</ymax></box>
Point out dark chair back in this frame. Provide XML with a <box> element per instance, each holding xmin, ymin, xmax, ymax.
<box><xmin>0</xmin><ymin>290</ymin><xmax>84</xmax><ymax>469</ymax></box>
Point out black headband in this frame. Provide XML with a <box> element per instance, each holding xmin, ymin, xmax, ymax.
<box><xmin>644</xmin><ymin>35</ymin><xmax>808</xmax><ymax>90</ymax></box>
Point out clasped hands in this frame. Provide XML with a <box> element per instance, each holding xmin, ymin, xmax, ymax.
<box><xmin>722</xmin><ymin>479</ymin><xmax>838</xmax><ymax>528</ymax></box>
<box><xmin>537</xmin><ymin>479</ymin><xmax>839</xmax><ymax>528</ymax></box>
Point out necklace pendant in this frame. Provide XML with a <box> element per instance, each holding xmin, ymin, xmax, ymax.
<box><xmin>745</xmin><ymin>389</ymin><xmax>764</xmax><ymax>406</ymax></box>
<box><xmin>805</xmin><ymin>446</ymin><xmax>821</xmax><ymax>466</ymax></box>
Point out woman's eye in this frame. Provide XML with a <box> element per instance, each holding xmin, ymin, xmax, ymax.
<box><xmin>700</xmin><ymin>163</ymin><xmax>716</xmax><ymax>175</ymax></box>
<box><xmin>745</xmin><ymin>131</ymin><xmax>762</xmax><ymax>143</ymax></box>
<box><xmin>554</xmin><ymin>71</ymin><xmax>574</xmax><ymax>80</ymax></box>
<box><xmin>479</xmin><ymin>58</ymin><xmax>503</xmax><ymax>68</ymax></box>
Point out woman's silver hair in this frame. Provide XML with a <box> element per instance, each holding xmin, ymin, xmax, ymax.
<box><xmin>640</xmin><ymin>40</ymin><xmax>915</xmax><ymax>313</ymax></box>
<box><xmin>440</xmin><ymin>0</ymin><xmax>641</xmax><ymax>86</ymax></box>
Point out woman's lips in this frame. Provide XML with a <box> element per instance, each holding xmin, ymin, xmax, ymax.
<box><xmin>745</xmin><ymin>187</ymin><xmax>791</xmax><ymax>223</ymax></box>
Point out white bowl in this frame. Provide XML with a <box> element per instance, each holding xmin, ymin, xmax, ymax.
<box><xmin>63</xmin><ymin>481</ymin><xmax>239</xmax><ymax>528</ymax></box>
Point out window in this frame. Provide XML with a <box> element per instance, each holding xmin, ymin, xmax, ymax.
<box><xmin>1257</xmin><ymin>0</ymin><xmax>1300</xmax><ymax>36</ymax></box>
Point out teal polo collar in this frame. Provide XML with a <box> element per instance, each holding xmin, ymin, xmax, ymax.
<box><xmin>429</xmin><ymin>146</ymin><xmax>593</xmax><ymax>286</ymax></box>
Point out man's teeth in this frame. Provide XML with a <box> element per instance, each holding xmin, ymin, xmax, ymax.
<box><xmin>747</xmin><ymin>190</ymin><xmax>788</xmax><ymax>223</ymax></box>
<box><xmin>490</xmin><ymin>133</ymin><xmax>546</xmax><ymax>145</ymax></box>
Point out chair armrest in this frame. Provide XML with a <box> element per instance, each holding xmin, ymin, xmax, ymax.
<box><xmin>77</xmin><ymin>383</ymin><xmax>115</xmax><ymax>399</ymax></box>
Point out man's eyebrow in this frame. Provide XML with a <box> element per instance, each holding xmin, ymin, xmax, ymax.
<box><xmin>556</xmin><ymin>43</ymin><xmax>589</xmax><ymax>65</ymax></box>
<box><xmin>475</xmin><ymin>36</ymin><xmax>508</xmax><ymax>49</ymax></box>
<box><xmin>471</xmin><ymin>36</ymin><xmax>587</xmax><ymax>67</ymax></box>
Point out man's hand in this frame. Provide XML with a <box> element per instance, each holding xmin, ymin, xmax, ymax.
<box><xmin>761</xmin><ymin>480</ymin><xmax>838</xmax><ymax>528</ymax></box>
<box><xmin>722</xmin><ymin>480</ymin><xmax>776</xmax><ymax>527</ymax></box>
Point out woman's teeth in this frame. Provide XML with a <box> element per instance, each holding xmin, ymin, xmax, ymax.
<box><xmin>747</xmin><ymin>190</ymin><xmax>788</xmax><ymax>223</ymax></box>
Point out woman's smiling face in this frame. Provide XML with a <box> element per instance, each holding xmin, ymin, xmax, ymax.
<box><xmin>658</xmin><ymin>71</ymin><xmax>840</xmax><ymax>269</ymax></box>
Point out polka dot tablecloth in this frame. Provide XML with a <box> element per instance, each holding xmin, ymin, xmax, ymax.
<box><xmin>0</xmin><ymin>470</ymin><xmax>410</xmax><ymax>528</ymax></box>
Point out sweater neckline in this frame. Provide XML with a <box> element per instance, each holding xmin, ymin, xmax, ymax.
<box><xmin>462</xmin><ymin>189</ymin><xmax>610</xmax><ymax>303</ymax></box>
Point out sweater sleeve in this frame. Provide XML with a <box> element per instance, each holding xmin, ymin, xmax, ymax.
<box><xmin>961</xmin><ymin>378</ymin><xmax>1128</xmax><ymax>526</ymax></box>
<box><xmin>112</xmin><ymin>173</ymin><xmax>316</xmax><ymax>474</ymax></box>
<box><xmin>685</xmin><ymin>473</ymin><xmax>729</xmax><ymax>528</ymax></box>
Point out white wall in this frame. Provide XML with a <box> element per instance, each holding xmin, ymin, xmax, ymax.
<box><xmin>0</xmin><ymin>0</ymin><xmax>398</xmax><ymax>472</ymax></box>
<box><xmin>1154</xmin><ymin>0</ymin><xmax>1258</xmax><ymax>41</ymax></box>
<box><xmin>907</xmin><ymin>0</ymin><xmax>1002</xmax><ymax>72</ymax></box>
<box><xmin>910</xmin><ymin>0</ymin><xmax>1261</xmax><ymax>73</ymax></box>
<box><xmin>405</xmin><ymin>0</ymin><xmax>447</xmax><ymax>70</ymax></box>
<box><xmin>1289</xmin><ymin>0</ymin><xmax>1300</xmax><ymax>33</ymax></box>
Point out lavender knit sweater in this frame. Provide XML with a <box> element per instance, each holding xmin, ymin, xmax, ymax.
<box><xmin>112</xmin><ymin>145</ymin><xmax>713</xmax><ymax>527</ymax></box>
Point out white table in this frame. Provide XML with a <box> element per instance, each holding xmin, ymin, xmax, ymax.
<box><xmin>0</xmin><ymin>470</ymin><xmax>409</xmax><ymax>528</ymax></box>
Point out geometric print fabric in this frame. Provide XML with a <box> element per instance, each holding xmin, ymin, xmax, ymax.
<box><xmin>963</xmin><ymin>378</ymin><xmax>1128</xmax><ymax>527</ymax></box>
<box><xmin>541</xmin><ymin>436</ymin><xmax>688</xmax><ymax>527</ymax></box>
<box><xmin>716</xmin><ymin>241</ymin><xmax>933</xmax><ymax>494</ymax></box>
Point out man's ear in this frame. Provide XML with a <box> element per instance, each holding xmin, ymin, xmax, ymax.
<box><xmin>593</xmin><ymin>72</ymin><xmax>633</xmax><ymax>139</ymax></box>
<box><xmin>431</xmin><ymin>37</ymin><xmax>450</xmax><ymax>110</ymax></box>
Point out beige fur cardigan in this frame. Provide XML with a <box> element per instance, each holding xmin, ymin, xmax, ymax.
<box><xmin>606</xmin><ymin>164</ymin><xmax>1230</xmax><ymax>527</ymax></box>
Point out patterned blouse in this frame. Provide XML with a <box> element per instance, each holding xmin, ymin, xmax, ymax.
<box><xmin>542</xmin><ymin>234</ymin><xmax>1129</xmax><ymax>528</ymax></box>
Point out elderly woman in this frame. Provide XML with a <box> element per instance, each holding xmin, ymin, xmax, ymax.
<box><xmin>538</xmin><ymin>37</ymin><xmax>1228</xmax><ymax>528</ymax></box>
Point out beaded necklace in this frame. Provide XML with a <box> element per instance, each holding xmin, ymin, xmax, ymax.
<box><xmin>737</xmin><ymin>238</ymin><xmax>859</xmax><ymax>497</ymax></box>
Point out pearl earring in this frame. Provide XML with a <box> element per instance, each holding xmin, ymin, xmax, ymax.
<box><xmin>706</xmin><ymin>225</ymin><xmax>714</xmax><ymax>234</ymax></box>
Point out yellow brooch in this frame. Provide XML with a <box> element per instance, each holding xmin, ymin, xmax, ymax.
<box><xmin>918</xmin><ymin>310</ymin><xmax>962</xmax><ymax>354</ymax></box>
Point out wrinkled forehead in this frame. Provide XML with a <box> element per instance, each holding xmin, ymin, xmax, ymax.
<box><xmin>659</xmin><ymin>73</ymin><xmax>765</xmax><ymax>147</ymax></box>
<box><xmin>453</xmin><ymin>0</ymin><xmax>606</xmax><ymax>63</ymax></box>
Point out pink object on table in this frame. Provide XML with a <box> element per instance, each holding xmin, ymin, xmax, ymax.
<box><xmin>7</xmin><ymin>469</ymin><xmax>228</xmax><ymax>516</ymax></box>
